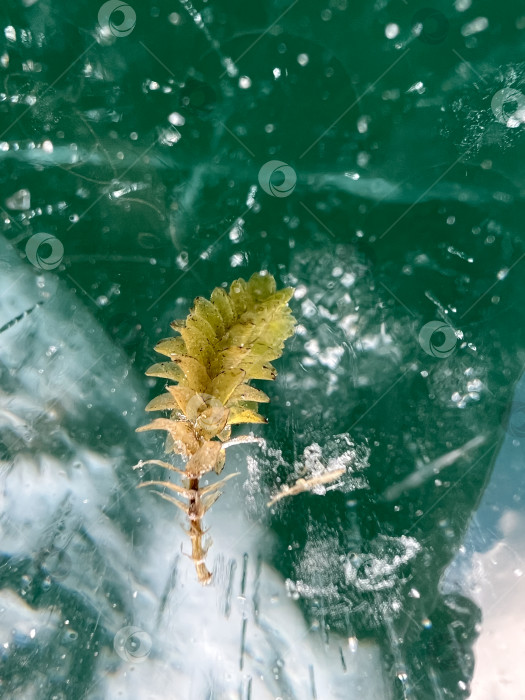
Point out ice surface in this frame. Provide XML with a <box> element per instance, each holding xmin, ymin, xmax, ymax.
<box><xmin>3</xmin><ymin>210</ymin><xmax>520</xmax><ymax>697</ymax></box>
<box><xmin>1</xmin><ymin>2</ymin><xmax>525</xmax><ymax>698</ymax></box>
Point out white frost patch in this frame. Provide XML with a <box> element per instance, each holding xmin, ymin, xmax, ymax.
<box><xmin>301</xmin><ymin>298</ymin><xmax>317</xmax><ymax>318</ymax></box>
<box><xmin>285</xmin><ymin>577</ymin><xmax>339</xmax><ymax>600</ymax></box>
<box><xmin>293</xmin><ymin>438</ymin><xmax>369</xmax><ymax>495</ymax></box>
<box><xmin>288</xmin><ymin>525</ymin><xmax>343</xmax><ymax>601</ymax></box>
<box><xmin>345</xmin><ymin>535</ymin><xmax>421</xmax><ymax>591</ymax></box>
<box><xmin>244</xmin><ymin>436</ymin><xmax>369</xmax><ymax>511</ymax></box>
<box><xmin>318</xmin><ymin>345</ymin><xmax>345</xmax><ymax>369</ymax></box>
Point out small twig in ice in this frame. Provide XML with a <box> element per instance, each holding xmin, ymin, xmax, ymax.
<box><xmin>221</xmin><ymin>435</ymin><xmax>266</xmax><ymax>450</ymax></box>
<box><xmin>266</xmin><ymin>468</ymin><xmax>346</xmax><ymax>507</ymax></box>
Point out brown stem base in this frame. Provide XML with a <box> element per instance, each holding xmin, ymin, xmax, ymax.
<box><xmin>187</xmin><ymin>476</ymin><xmax>212</xmax><ymax>585</ymax></box>
<box><xmin>188</xmin><ymin>518</ymin><xmax>212</xmax><ymax>585</ymax></box>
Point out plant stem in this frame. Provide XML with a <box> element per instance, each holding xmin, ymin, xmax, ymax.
<box><xmin>187</xmin><ymin>476</ymin><xmax>212</xmax><ymax>585</ymax></box>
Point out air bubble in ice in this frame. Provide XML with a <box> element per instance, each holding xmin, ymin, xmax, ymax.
<box><xmin>461</xmin><ymin>17</ymin><xmax>489</xmax><ymax>36</ymax></box>
<box><xmin>176</xmin><ymin>251</ymin><xmax>189</xmax><ymax>268</ymax></box>
<box><xmin>5</xmin><ymin>188</ymin><xmax>30</xmax><ymax>210</ymax></box>
<box><xmin>230</xmin><ymin>253</ymin><xmax>245</xmax><ymax>267</ymax></box>
<box><xmin>385</xmin><ymin>23</ymin><xmax>400</xmax><ymax>39</ymax></box>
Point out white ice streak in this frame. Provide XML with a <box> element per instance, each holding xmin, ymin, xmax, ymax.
<box><xmin>381</xmin><ymin>434</ymin><xmax>487</xmax><ymax>501</ymax></box>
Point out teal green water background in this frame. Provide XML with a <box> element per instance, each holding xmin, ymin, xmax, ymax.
<box><xmin>1</xmin><ymin>1</ymin><xmax>525</xmax><ymax>698</ymax></box>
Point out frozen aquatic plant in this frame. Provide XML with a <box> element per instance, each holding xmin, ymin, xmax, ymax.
<box><xmin>135</xmin><ymin>272</ymin><xmax>296</xmax><ymax>584</ymax></box>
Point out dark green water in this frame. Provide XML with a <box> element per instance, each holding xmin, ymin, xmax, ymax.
<box><xmin>1</xmin><ymin>1</ymin><xmax>524</xmax><ymax>698</ymax></box>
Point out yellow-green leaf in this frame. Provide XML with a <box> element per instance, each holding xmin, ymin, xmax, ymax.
<box><xmin>166</xmin><ymin>385</ymin><xmax>198</xmax><ymax>415</ymax></box>
<box><xmin>145</xmin><ymin>362</ymin><xmax>185</xmax><ymax>382</ymax></box>
<box><xmin>171</xmin><ymin>355</ymin><xmax>210</xmax><ymax>392</ymax></box>
<box><xmin>247</xmin><ymin>271</ymin><xmax>276</xmax><ymax>300</ymax></box>
<box><xmin>229</xmin><ymin>384</ymin><xmax>270</xmax><ymax>404</ymax></box>
<box><xmin>169</xmin><ymin>319</ymin><xmax>186</xmax><ymax>332</ymax></box>
<box><xmin>145</xmin><ymin>393</ymin><xmax>181</xmax><ymax>412</ymax></box>
<box><xmin>229</xmin><ymin>278</ymin><xmax>249</xmax><ymax>315</ymax></box>
<box><xmin>179</xmin><ymin>322</ymin><xmax>213</xmax><ymax>366</ymax></box>
<box><xmin>193</xmin><ymin>296</ymin><xmax>225</xmax><ymax>337</ymax></box>
<box><xmin>210</xmin><ymin>286</ymin><xmax>234</xmax><ymax>327</ymax></box>
<box><xmin>228</xmin><ymin>407</ymin><xmax>268</xmax><ymax>425</ymax></box>
<box><xmin>155</xmin><ymin>337</ymin><xmax>187</xmax><ymax>357</ymax></box>
<box><xmin>208</xmin><ymin>368</ymin><xmax>246</xmax><ymax>403</ymax></box>
<box><xmin>247</xmin><ymin>362</ymin><xmax>277</xmax><ymax>381</ymax></box>
<box><xmin>136</xmin><ymin>418</ymin><xmax>199</xmax><ymax>456</ymax></box>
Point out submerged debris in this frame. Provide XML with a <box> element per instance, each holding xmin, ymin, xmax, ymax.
<box><xmin>267</xmin><ymin>467</ymin><xmax>346</xmax><ymax>506</ymax></box>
